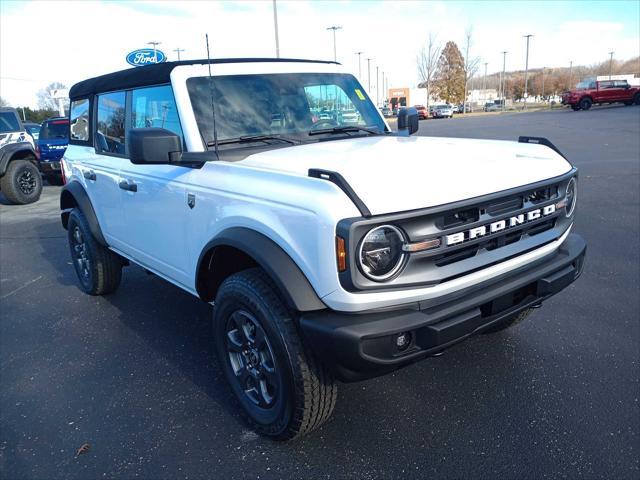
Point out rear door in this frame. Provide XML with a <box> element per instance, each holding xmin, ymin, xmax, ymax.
<box><xmin>117</xmin><ymin>85</ymin><xmax>192</xmax><ymax>288</ymax></box>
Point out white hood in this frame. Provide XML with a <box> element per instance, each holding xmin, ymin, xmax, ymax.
<box><xmin>239</xmin><ymin>135</ymin><xmax>573</xmax><ymax>215</ymax></box>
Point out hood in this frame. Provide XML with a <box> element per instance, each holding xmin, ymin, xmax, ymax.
<box><xmin>239</xmin><ymin>135</ymin><xmax>573</xmax><ymax>216</ymax></box>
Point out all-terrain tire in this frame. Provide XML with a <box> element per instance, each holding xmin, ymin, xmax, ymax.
<box><xmin>579</xmin><ymin>97</ymin><xmax>592</xmax><ymax>110</ymax></box>
<box><xmin>482</xmin><ymin>308</ymin><xmax>534</xmax><ymax>334</ymax></box>
<box><xmin>67</xmin><ymin>208</ymin><xmax>122</xmax><ymax>295</ymax></box>
<box><xmin>571</xmin><ymin>105</ymin><xmax>581</xmax><ymax>111</ymax></box>
<box><xmin>0</xmin><ymin>159</ymin><xmax>42</xmax><ymax>204</ymax></box>
<box><xmin>213</xmin><ymin>268</ymin><xmax>337</xmax><ymax>440</ymax></box>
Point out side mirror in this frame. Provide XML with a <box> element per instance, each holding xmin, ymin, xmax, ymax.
<box><xmin>397</xmin><ymin>107</ymin><xmax>419</xmax><ymax>136</ymax></box>
<box><xmin>128</xmin><ymin>128</ymin><xmax>182</xmax><ymax>164</ymax></box>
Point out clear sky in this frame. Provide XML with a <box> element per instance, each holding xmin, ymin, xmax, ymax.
<box><xmin>1</xmin><ymin>0</ymin><xmax>638</xmax><ymax>108</ymax></box>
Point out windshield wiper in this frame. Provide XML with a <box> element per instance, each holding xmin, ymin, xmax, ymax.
<box><xmin>208</xmin><ymin>134</ymin><xmax>298</xmax><ymax>147</ymax></box>
<box><xmin>308</xmin><ymin>125</ymin><xmax>382</xmax><ymax>137</ymax></box>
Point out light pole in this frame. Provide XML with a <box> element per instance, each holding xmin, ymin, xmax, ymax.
<box><xmin>366</xmin><ymin>57</ymin><xmax>372</xmax><ymax>92</ymax></box>
<box><xmin>173</xmin><ymin>48</ymin><xmax>184</xmax><ymax>61</ymax></box>
<box><xmin>500</xmin><ymin>51</ymin><xmax>507</xmax><ymax>111</ymax></box>
<box><xmin>568</xmin><ymin>60</ymin><xmax>573</xmax><ymax>90</ymax></box>
<box><xmin>147</xmin><ymin>41</ymin><xmax>161</xmax><ymax>63</ymax></box>
<box><xmin>541</xmin><ymin>66</ymin><xmax>545</xmax><ymax>102</ymax></box>
<box><xmin>608</xmin><ymin>51</ymin><xmax>614</xmax><ymax>79</ymax></box>
<box><xmin>523</xmin><ymin>34</ymin><xmax>533</xmax><ymax>110</ymax></box>
<box><xmin>482</xmin><ymin>62</ymin><xmax>488</xmax><ymax>103</ymax></box>
<box><xmin>326</xmin><ymin>26</ymin><xmax>342</xmax><ymax>62</ymax></box>
<box><xmin>273</xmin><ymin>0</ymin><xmax>280</xmax><ymax>58</ymax></box>
<box><xmin>376</xmin><ymin>65</ymin><xmax>379</xmax><ymax>106</ymax></box>
<box><xmin>355</xmin><ymin>51</ymin><xmax>364</xmax><ymax>78</ymax></box>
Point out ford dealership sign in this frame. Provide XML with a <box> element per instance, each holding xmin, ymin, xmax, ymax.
<box><xmin>126</xmin><ymin>49</ymin><xmax>166</xmax><ymax>67</ymax></box>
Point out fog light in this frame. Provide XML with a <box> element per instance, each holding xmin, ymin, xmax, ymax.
<box><xmin>396</xmin><ymin>332</ymin><xmax>412</xmax><ymax>351</ymax></box>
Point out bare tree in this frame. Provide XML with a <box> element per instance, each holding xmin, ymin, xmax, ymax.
<box><xmin>463</xmin><ymin>26</ymin><xmax>480</xmax><ymax>112</ymax></box>
<box><xmin>417</xmin><ymin>34</ymin><xmax>441</xmax><ymax>110</ymax></box>
<box><xmin>37</xmin><ymin>82</ymin><xmax>69</xmax><ymax>111</ymax></box>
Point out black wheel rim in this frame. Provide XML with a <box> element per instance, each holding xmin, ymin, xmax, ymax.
<box><xmin>17</xmin><ymin>169</ymin><xmax>37</xmax><ymax>195</ymax></box>
<box><xmin>225</xmin><ymin>310</ymin><xmax>278</xmax><ymax>408</ymax></box>
<box><xmin>71</xmin><ymin>226</ymin><xmax>91</xmax><ymax>281</ymax></box>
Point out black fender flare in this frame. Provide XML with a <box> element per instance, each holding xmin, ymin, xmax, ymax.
<box><xmin>0</xmin><ymin>142</ymin><xmax>37</xmax><ymax>176</ymax></box>
<box><xmin>59</xmin><ymin>181</ymin><xmax>108</xmax><ymax>246</ymax></box>
<box><xmin>196</xmin><ymin>227</ymin><xmax>326</xmax><ymax>312</ymax></box>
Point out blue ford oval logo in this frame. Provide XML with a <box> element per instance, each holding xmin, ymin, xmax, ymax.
<box><xmin>126</xmin><ymin>48</ymin><xmax>166</xmax><ymax>67</ymax></box>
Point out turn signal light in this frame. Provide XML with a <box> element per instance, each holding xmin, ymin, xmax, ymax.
<box><xmin>336</xmin><ymin>236</ymin><xmax>347</xmax><ymax>272</ymax></box>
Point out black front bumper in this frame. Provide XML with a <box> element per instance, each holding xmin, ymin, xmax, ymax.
<box><xmin>300</xmin><ymin>234</ymin><xmax>586</xmax><ymax>382</ymax></box>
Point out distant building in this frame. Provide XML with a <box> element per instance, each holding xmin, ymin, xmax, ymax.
<box><xmin>467</xmin><ymin>89</ymin><xmax>498</xmax><ymax>104</ymax></box>
<box><xmin>596</xmin><ymin>74</ymin><xmax>640</xmax><ymax>86</ymax></box>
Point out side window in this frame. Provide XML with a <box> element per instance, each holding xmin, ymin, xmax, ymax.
<box><xmin>131</xmin><ymin>85</ymin><xmax>183</xmax><ymax>141</ymax></box>
<box><xmin>69</xmin><ymin>99</ymin><xmax>90</xmax><ymax>141</ymax></box>
<box><xmin>96</xmin><ymin>91</ymin><xmax>126</xmax><ymax>155</ymax></box>
<box><xmin>599</xmin><ymin>81</ymin><xmax>612</xmax><ymax>89</ymax></box>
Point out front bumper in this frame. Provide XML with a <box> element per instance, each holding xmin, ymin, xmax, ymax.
<box><xmin>300</xmin><ymin>233</ymin><xmax>586</xmax><ymax>382</ymax></box>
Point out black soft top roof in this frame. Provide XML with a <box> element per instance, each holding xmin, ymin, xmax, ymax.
<box><xmin>69</xmin><ymin>58</ymin><xmax>339</xmax><ymax>100</ymax></box>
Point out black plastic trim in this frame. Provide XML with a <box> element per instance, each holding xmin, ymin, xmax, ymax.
<box><xmin>0</xmin><ymin>142</ymin><xmax>37</xmax><ymax>176</ymax></box>
<box><xmin>518</xmin><ymin>136</ymin><xmax>567</xmax><ymax>160</ymax></box>
<box><xmin>309</xmin><ymin>168</ymin><xmax>371</xmax><ymax>217</ymax></box>
<box><xmin>59</xmin><ymin>181</ymin><xmax>107</xmax><ymax>246</ymax></box>
<box><xmin>195</xmin><ymin>227</ymin><xmax>326</xmax><ymax>312</ymax></box>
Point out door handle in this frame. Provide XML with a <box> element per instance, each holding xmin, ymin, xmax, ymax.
<box><xmin>83</xmin><ymin>170</ymin><xmax>96</xmax><ymax>181</ymax></box>
<box><xmin>119</xmin><ymin>179</ymin><xmax>137</xmax><ymax>192</ymax></box>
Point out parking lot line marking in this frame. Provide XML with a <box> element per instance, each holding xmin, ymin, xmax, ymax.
<box><xmin>1</xmin><ymin>275</ymin><xmax>43</xmax><ymax>299</ymax></box>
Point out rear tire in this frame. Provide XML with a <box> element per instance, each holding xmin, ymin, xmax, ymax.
<box><xmin>67</xmin><ymin>208</ymin><xmax>122</xmax><ymax>295</ymax></box>
<box><xmin>0</xmin><ymin>159</ymin><xmax>42</xmax><ymax>205</ymax></box>
<box><xmin>571</xmin><ymin>105</ymin><xmax>581</xmax><ymax>111</ymax></box>
<box><xmin>579</xmin><ymin>97</ymin><xmax>592</xmax><ymax>110</ymax></box>
<box><xmin>482</xmin><ymin>308</ymin><xmax>534</xmax><ymax>334</ymax></box>
<box><xmin>214</xmin><ymin>268</ymin><xmax>337</xmax><ymax>440</ymax></box>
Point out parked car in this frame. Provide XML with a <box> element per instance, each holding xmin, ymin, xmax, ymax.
<box><xmin>414</xmin><ymin>105</ymin><xmax>428</xmax><ymax>119</ymax></box>
<box><xmin>431</xmin><ymin>104</ymin><xmax>454</xmax><ymax>118</ymax></box>
<box><xmin>0</xmin><ymin>107</ymin><xmax>42</xmax><ymax>204</ymax></box>
<box><xmin>37</xmin><ymin>117</ymin><xmax>69</xmax><ymax>185</ymax></box>
<box><xmin>61</xmin><ymin>58</ymin><xmax>585</xmax><ymax>440</ymax></box>
<box><xmin>561</xmin><ymin>78</ymin><xmax>640</xmax><ymax>110</ymax></box>
<box><xmin>485</xmin><ymin>103</ymin><xmax>502</xmax><ymax>112</ymax></box>
<box><xmin>338</xmin><ymin>109</ymin><xmax>359</xmax><ymax>124</ymax></box>
<box><xmin>23</xmin><ymin>122</ymin><xmax>41</xmax><ymax>141</ymax></box>
<box><xmin>380</xmin><ymin>106</ymin><xmax>392</xmax><ymax>117</ymax></box>
<box><xmin>455</xmin><ymin>103</ymin><xmax>472</xmax><ymax>113</ymax></box>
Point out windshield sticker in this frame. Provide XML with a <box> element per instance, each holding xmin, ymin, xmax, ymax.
<box><xmin>354</xmin><ymin>89</ymin><xmax>366</xmax><ymax>101</ymax></box>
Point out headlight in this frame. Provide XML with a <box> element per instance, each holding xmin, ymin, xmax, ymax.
<box><xmin>565</xmin><ymin>177</ymin><xmax>577</xmax><ymax>217</ymax></box>
<box><xmin>358</xmin><ymin>225</ymin><xmax>406</xmax><ymax>281</ymax></box>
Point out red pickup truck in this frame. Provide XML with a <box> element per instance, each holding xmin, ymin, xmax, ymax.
<box><xmin>562</xmin><ymin>78</ymin><xmax>640</xmax><ymax>110</ymax></box>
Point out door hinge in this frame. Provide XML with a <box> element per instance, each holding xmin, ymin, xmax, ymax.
<box><xmin>187</xmin><ymin>193</ymin><xmax>196</xmax><ymax>209</ymax></box>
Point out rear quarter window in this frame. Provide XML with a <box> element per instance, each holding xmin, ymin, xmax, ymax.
<box><xmin>0</xmin><ymin>111</ymin><xmax>21</xmax><ymax>133</ymax></box>
<box><xmin>70</xmin><ymin>99</ymin><xmax>90</xmax><ymax>142</ymax></box>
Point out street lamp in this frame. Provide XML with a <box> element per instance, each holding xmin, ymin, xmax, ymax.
<box><xmin>568</xmin><ymin>60</ymin><xmax>573</xmax><ymax>90</ymax></box>
<box><xmin>376</xmin><ymin>65</ymin><xmax>379</xmax><ymax>106</ymax></box>
<box><xmin>366</xmin><ymin>57</ymin><xmax>372</xmax><ymax>92</ymax></box>
<box><xmin>173</xmin><ymin>48</ymin><xmax>185</xmax><ymax>61</ymax></box>
<box><xmin>482</xmin><ymin>62</ymin><xmax>488</xmax><ymax>102</ymax></box>
<box><xmin>273</xmin><ymin>0</ymin><xmax>280</xmax><ymax>58</ymax></box>
<box><xmin>355</xmin><ymin>51</ymin><xmax>364</xmax><ymax>78</ymax></box>
<box><xmin>523</xmin><ymin>34</ymin><xmax>533</xmax><ymax>110</ymax></box>
<box><xmin>608</xmin><ymin>51</ymin><xmax>614</xmax><ymax>79</ymax></box>
<box><xmin>326</xmin><ymin>26</ymin><xmax>342</xmax><ymax>62</ymax></box>
<box><xmin>500</xmin><ymin>51</ymin><xmax>507</xmax><ymax>111</ymax></box>
<box><xmin>147</xmin><ymin>41</ymin><xmax>161</xmax><ymax>63</ymax></box>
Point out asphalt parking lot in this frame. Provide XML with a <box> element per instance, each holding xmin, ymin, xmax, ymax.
<box><xmin>1</xmin><ymin>105</ymin><xmax>639</xmax><ymax>479</ymax></box>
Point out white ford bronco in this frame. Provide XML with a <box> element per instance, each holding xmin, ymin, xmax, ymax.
<box><xmin>61</xmin><ymin>59</ymin><xmax>586</xmax><ymax>439</ymax></box>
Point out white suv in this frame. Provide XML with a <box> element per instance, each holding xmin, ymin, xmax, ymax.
<box><xmin>60</xmin><ymin>59</ymin><xmax>586</xmax><ymax>440</ymax></box>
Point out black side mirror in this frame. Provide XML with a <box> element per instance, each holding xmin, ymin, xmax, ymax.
<box><xmin>397</xmin><ymin>107</ymin><xmax>419</xmax><ymax>136</ymax></box>
<box><xmin>128</xmin><ymin>128</ymin><xmax>182</xmax><ymax>164</ymax></box>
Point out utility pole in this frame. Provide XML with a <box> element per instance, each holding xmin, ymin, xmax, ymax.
<box><xmin>366</xmin><ymin>57</ymin><xmax>372</xmax><ymax>92</ymax></box>
<box><xmin>482</xmin><ymin>62</ymin><xmax>488</xmax><ymax>103</ymax></box>
<box><xmin>173</xmin><ymin>48</ymin><xmax>184</xmax><ymax>61</ymax></box>
<box><xmin>608</xmin><ymin>51</ymin><xmax>614</xmax><ymax>79</ymax></box>
<box><xmin>541</xmin><ymin>66</ymin><xmax>545</xmax><ymax>102</ymax></box>
<box><xmin>355</xmin><ymin>51</ymin><xmax>364</xmax><ymax>78</ymax></box>
<box><xmin>568</xmin><ymin>60</ymin><xmax>573</xmax><ymax>90</ymax></box>
<box><xmin>326</xmin><ymin>26</ymin><xmax>342</xmax><ymax>62</ymax></box>
<box><xmin>500</xmin><ymin>51</ymin><xmax>507</xmax><ymax>111</ymax></box>
<box><xmin>147</xmin><ymin>41</ymin><xmax>161</xmax><ymax>63</ymax></box>
<box><xmin>523</xmin><ymin>34</ymin><xmax>533</xmax><ymax>110</ymax></box>
<box><xmin>376</xmin><ymin>66</ymin><xmax>379</xmax><ymax>106</ymax></box>
<box><xmin>273</xmin><ymin>0</ymin><xmax>280</xmax><ymax>58</ymax></box>
<box><xmin>382</xmin><ymin>71</ymin><xmax>385</xmax><ymax>105</ymax></box>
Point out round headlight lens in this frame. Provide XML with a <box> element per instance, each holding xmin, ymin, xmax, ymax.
<box><xmin>358</xmin><ymin>225</ymin><xmax>406</xmax><ymax>281</ymax></box>
<box><xmin>565</xmin><ymin>177</ymin><xmax>577</xmax><ymax>217</ymax></box>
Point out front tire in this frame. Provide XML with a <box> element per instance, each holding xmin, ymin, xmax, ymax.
<box><xmin>579</xmin><ymin>97</ymin><xmax>592</xmax><ymax>110</ymax></box>
<box><xmin>571</xmin><ymin>104</ymin><xmax>581</xmax><ymax>111</ymax></box>
<box><xmin>214</xmin><ymin>268</ymin><xmax>337</xmax><ymax>440</ymax></box>
<box><xmin>67</xmin><ymin>209</ymin><xmax>122</xmax><ymax>295</ymax></box>
<box><xmin>482</xmin><ymin>308</ymin><xmax>534</xmax><ymax>334</ymax></box>
<box><xmin>0</xmin><ymin>159</ymin><xmax>42</xmax><ymax>204</ymax></box>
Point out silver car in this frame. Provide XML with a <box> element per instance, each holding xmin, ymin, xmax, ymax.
<box><xmin>432</xmin><ymin>104</ymin><xmax>454</xmax><ymax>118</ymax></box>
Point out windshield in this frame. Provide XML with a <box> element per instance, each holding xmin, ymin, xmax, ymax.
<box><xmin>575</xmin><ymin>79</ymin><xmax>596</xmax><ymax>89</ymax></box>
<box><xmin>0</xmin><ymin>111</ymin><xmax>21</xmax><ymax>133</ymax></box>
<box><xmin>40</xmin><ymin>120</ymin><xmax>69</xmax><ymax>139</ymax></box>
<box><xmin>26</xmin><ymin>125</ymin><xmax>40</xmax><ymax>139</ymax></box>
<box><xmin>187</xmin><ymin>73</ymin><xmax>386</xmax><ymax>147</ymax></box>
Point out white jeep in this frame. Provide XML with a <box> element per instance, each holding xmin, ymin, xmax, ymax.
<box><xmin>61</xmin><ymin>59</ymin><xmax>586</xmax><ymax>440</ymax></box>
